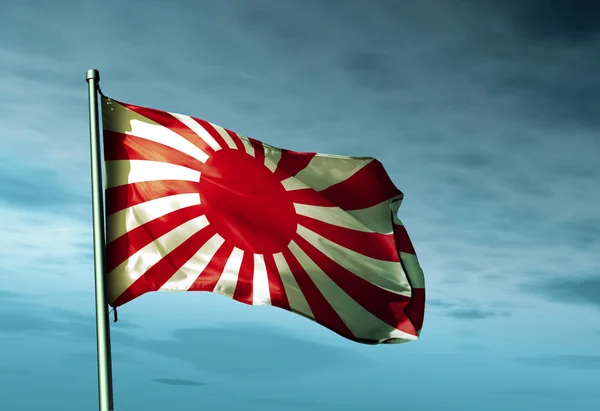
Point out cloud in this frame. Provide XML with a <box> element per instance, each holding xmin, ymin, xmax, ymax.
<box><xmin>492</xmin><ymin>386</ymin><xmax>600</xmax><ymax>401</ymax></box>
<box><xmin>486</xmin><ymin>0</ymin><xmax>600</xmax><ymax>42</ymax></box>
<box><xmin>0</xmin><ymin>290</ymin><xmax>136</xmax><ymax>341</ymax></box>
<box><xmin>1</xmin><ymin>3</ymin><xmax>599</xmax><ymax>396</ymax></box>
<box><xmin>426</xmin><ymin>298</ymin><xmax>455</xmax><ymax>309</ymax></box>
<box><xmin>0</xmin><ymin>158</ymin><xmax>86</xmax><ymax>212</ymax></box>
<box><xmin>153</xmin><ymin>378</ymin><xmax>206</xmax><ymax>387</ymax></box>
<box><xmin>516</xmin><ymin>355</ymin><xmax>600</xmax><ymax>371</ymax></box>
<box><xmin>426</xmin><ymin>298</ymin><xmax>511</xmax><ymax>320</ymax></box>
<box><xmin>225</xmin><ymin>395</ymin><xmax>363</xmax><ymax>411</ymax></box>
<box><xmin>134</xmin><ymin>324</ymin><xmax>368</xmax><ymax>377</ymax></box>
<box><xmin>522</xmin><ymin>276</ymin><xmax>600</xmax><ymax>309</ymax></box>
<box><xmin>339</xmin><ymin>50</ymin><xmax>400</xmax><ymax>91</ymax></box>
<box><xmin>0</xmin><ymin>290</ymin><xmax>22</xmax><ymax>301</ymax></box>
<box><xmin>0</xmin><ymin>205</ymin><xmax>92</xmax><ymax>288</ymax></box>
<box><xmin>0</xmin><ymin>293</ymin><xmax>365</xmax><ymax>378</ymax></box>
<box><xmin>457</xmin><ymin>343</ymin><xmax>487</xmax><ymax>352</ymax></box>
<box><xmin>444</xmin><ymin>308</ymin><xmax>510</xmax><ymax>320</ymax></box>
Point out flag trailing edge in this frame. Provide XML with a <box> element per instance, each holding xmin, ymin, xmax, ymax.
<box><xmin>100</xmin><ymin>95</ymin><xmax>426</xmax><ymax>345</ymax></box>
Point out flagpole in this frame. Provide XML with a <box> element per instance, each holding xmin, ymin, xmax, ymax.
<box><xmin>86</xmin><ymin>68</ymin><xmax>115</xmax><ymax>411</ymax></box>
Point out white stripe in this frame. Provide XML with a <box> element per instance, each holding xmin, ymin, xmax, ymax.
<box><xmin>294</xmin><ymin>204</ymin><xmax>373</xmax><ymax>232</ymax></box>
<box><xmin>252</xmin><ymin>254</ymin><xmax>271</xmax><ymax>305</ymax></box>
<box><xmin>293</xmin><ymin>157</ymin><xmax>372</xmax><ymax>192</ymax></box>
<box><xmin>288</xmin><ymin>241</ymin><xmax>416</xmax><ymax>343</ymax></box>
<box><xmin>347</xmin><ymin>200</ymin><xmax>396</xmax><ymax>234</ymax></box>
<box><xmin>239</xmin><ymin>135</ymin><xmax>255</xmax><ymax>156</ymax></box>
<box><xmin>169</xmin><ymin>113</ymin><xmax>222</xmax><ymax>151</ymax></box>
<box><xmin>400</xmin><ymin>252</ymin><xmax>425</xmax><ymax>289</ymax></box>
<box><xmin>273</xmin><ymin>252</ymin><xmax>313</xmax><ymax>317</ymax></box>
<box><xmin>159</xmin><ymin>233</ymin><xmax>226</xmax><ymax>291</ymax></box>
<box><xmin>296</xmin><ymin>225</ymin><xmax>411</xmax><ymax>296</ymax></box>
<box><xmin>209</xmin><ymin>122</ymin><xmax>238</xmax><ymax>149</ymax></box>
<box><xmin>102</xmin><ymin>101</ymin><xmax>209</xmax><ymax>163</ymax></box>
<box><xmin>281</xmin><ymin>177</ymin><xmax>308</xmax><ymax>191</ymax></box>
<box><xmin>263</xmin><ymin>144</ymin><xmax>281</xmax><ymax>173</ymax></box>
<box><xmin>106</xmin><ymin>193</ymin><xmax>201</xmax><ymax>243</ymax></box>
<box><xmin>107</xmin><ymin>215</ymin><xmax>210</xmax><ymax>304</ymax></box>
<box><xmin>105</xmin><ymin>160</ymin><xmax>200</xmax><ymax>188</ymax></box>
<box><xmin>213</xmin><ymin>247</ymin><xmax>244</xmax><ymax>297</ymax></box>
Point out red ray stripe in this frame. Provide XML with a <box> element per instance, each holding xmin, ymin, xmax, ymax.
<box><xmin>281</xmin><ymin>249</ymin><xmax>354</xmax><ymax>340</ymax></box>
<box><xmin>224</xmin><ymin>128</ymin><xmax>245</xmax><ymax>150</ymax></box>
<box><xmin>232</xmin><ymin>251</ymin><xmax>254</xmax><ymax>304</ymax></box>
<box><xmin>394</xmin><ymin>224</ymin><xmax>417</xmax><ymax>255</ymax></box>
<box><xmin>105</xmin><ymin>180</ymin><xmax>202</xmax><ymax>216</ymax></box>
<box><xmin>248</xmin><ymin>137</ymin><xmax>265</xmax><ymax>163</ymax></box>
<box><xmin>103</xmin><ymin>131</ymin><xmax>206</xmax><ymax>172</ymax></box>
<box><xmin>319</xmin><ymin>160</ymin><xmax>401</xmax><ymax>210</ymax></box>
<box><xmin>274</xmin><ymin>150</ymin><xmax>317</xmax><ymax>181</ymax></box>
<box><xmin>106</xmin><ymin>204</ymin><xmax>205</xmax><ymax>272</ymax></box>
<box><xmin>263</xmin><ymin>254</ymin><xmax>291</xmax><ymax>310</ymax></box>
<box><xmin>118</xmin><ymin>102</ymin><xmax>217</xmax><ymax>155</ymax></box>
<box><xmin>286</xmin><ymin>188</ymin><xmax>334</xmax><ymax>207</ymax></box>
<box><xmin>404</xmin><ymin>288</ymin><xmax>425</xmax><ymax>333</ymax></box>
<box><xmin>111</xmin><ymin>224</ymin><xmax>217</xmax><ymax>307</ymax></box>
<box><xmin>189</xmin><ymin>117</ymin><xmax>230</xmax><ymax>150</ymax></box>
<box><xmin>188</xmin><ymin>243</ymin><xmax>236</xmax><ymax>291</ymax></box>
<box><xmin>292</xmin><ymin>234</ymin><xmax>417</xmax><ymax>337</ymax></box>
<box><xmin>296</xmin><ymin>215</ymin><xmax>400</xmax><ymax>262</ymax></box>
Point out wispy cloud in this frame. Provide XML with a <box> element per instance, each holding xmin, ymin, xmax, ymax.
<box><xmin>134</xmin><ymin>324</ymin><xmax>368</xmax><ymax>377</ymax></box>
<box><xmin>492</xmin><ymin>385</ymin><xmax>600</xmax><ymax>401</ymax></box>
<box><xmin>0</xmin><ymin>159</ymin><xmax>86</xmax><ymax>212</ymax></box>
<box><xmin>426</xmin><ymin>298</ymin><xmax>511</xmax><ymax>320</ymax></box>
<box><xmin>444</xmin><ymin>308</ymin><xmax>510</xmax><ymax>320</ymax></box>
<box><xmin>516</xmin><ymin>354</ymin><xmax>600</xmax><ymax>371</ymax></box>
<box><xmin>1</xmin><ymin>1</ymin><xmax>599</xmax><ymax>409</ymax></box>
<box><xmin>0</xmin><ymin>205</ymin><xmax>92</xmax><ymax>297</ymax></box>
<box><xmin>522</xmin><ymin>276</ymin><xmax>600</xmax><ymax>309</ymax></box>
<box><xmin>153</xmin><ymin>378</ymin><xmax>206</xmax><ymax>387</ymax></box>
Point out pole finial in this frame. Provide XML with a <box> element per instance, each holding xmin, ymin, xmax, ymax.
<box><xmin>86</xmin><ymin>69</ymin><xmax>100</xmax><ymax>82</ymax></box>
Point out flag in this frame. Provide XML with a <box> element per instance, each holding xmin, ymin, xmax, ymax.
<box><xmin>100</xmin><ymin>95</ymin><xmax>426</xmax><ymax>344</ymax></box>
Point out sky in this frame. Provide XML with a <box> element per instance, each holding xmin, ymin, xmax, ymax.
<box><xmin>1</xmin><ymin>0</ymin><xmax>599</xmax><ymax>410</ymax></box>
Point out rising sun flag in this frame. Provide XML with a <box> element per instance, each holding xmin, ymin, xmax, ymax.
<box><xmin>100</xmin><ymin>95</ymin><xmax>426</xmax><ymax>345</ymax></box>
<box><xmin>86</xmin><ymin>69</ymin><xmax>426</xmax><ymax>411</ymax></box>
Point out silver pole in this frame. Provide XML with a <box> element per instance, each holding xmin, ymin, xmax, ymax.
<box><xmin>86</xmin><ymin>68</ymin><xmax>115</xmax><ymax>411</ymax></box>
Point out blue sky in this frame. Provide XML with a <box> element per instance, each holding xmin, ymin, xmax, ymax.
<box><xmin>1</xmin><ymin>0</ymin><xmax>599</xmax><ymax>410</ymax></box>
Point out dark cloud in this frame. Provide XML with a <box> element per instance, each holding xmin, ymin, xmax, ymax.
<box><xmin>426</xmin><ymin>298</ymin><xmax>511</xmax><ymax>320</ymax></box>
<box><xmin>516</xmin><ymin>354</ymin><xmax>600</xmax><ymax>370</ymax></box>
<box><xmin>153</xmin><ymin>378</ymin><xmax>206</xmax><ymax>387</ymax></box>
<box><xmin>449</xmin><ymin>152</ymin><xmax>494</xmax><ymax>170</ymax></box>
<box><xmin>437</xmin><ymin>1</ymin><xmax>600</xmax><ymax>130</ymax></box>
<box><xmin>0</xmin><ymin>296</ymin><xmax>137</xmax><ymax>342</ymax></box>
<box><xmin>523</xmin><ymin>276</ymin><xmax>600</xmax><ymax>309</ymax></box>
<box><xmin>444</xmin><ymin>308</ymin><xmax>510</xmax><ymax>320</ymax></box>
<box><xmin>558</xmin><ymin>218</ymin><xmax>600</xmax><ymax>248</ymax></box>
<box><xmin>134</xmin><ymin>324</ymin><xmax>367</xmax><ymax>376</ymax></box>
<box><xmin>492</xmin><ymin>0</ymin><xmax>600</xmax><ymax>42</ymax></box>
<box><xmin>426</xmin><ymin>298</ymin><xmax>455</xmax><ymax>309</ymax></box>
<box><xmin>340</xmin><ymin>50</ymin><xmax>401</xmax><ymax>91</ymax></box>
<box><xmin>0</xmin><ymin>297</ymin><xmax>365</xmax><ymax>378</ymax></box>
<box><xmin>233</xmin><ymin>1</ymin><xmax>316</xmax><ymax>53</ymax></box>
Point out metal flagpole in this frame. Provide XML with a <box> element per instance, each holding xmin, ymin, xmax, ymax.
<box><xmin>86</xmin><ymin>68</ymin><xmax>115</xmax><ymax>411</ymax></box>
